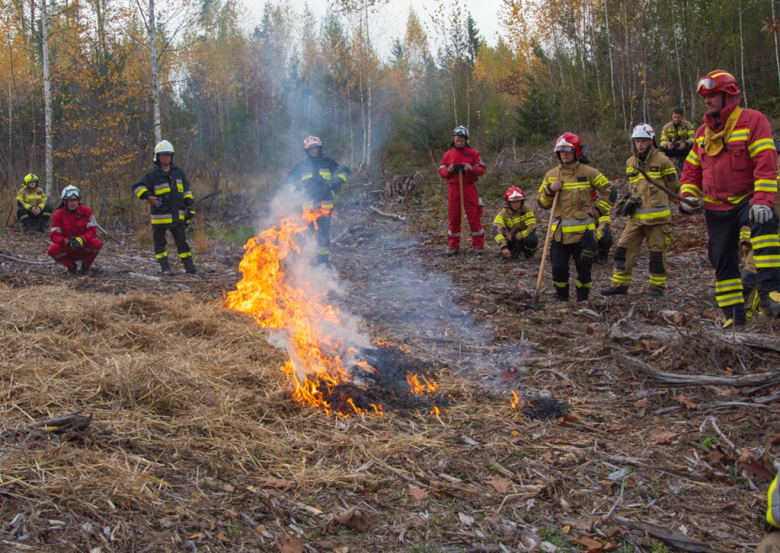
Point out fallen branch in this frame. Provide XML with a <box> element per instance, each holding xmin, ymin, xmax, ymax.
<box><xmin>194</xmin><ymin>189</ymin><xmax>222</xmax><ymax>208</ymax></box>
<box><xmin>0</xmin><ymin>253</ymin><xmax>54</xmax><ymax>265</ymax></box>
<box><xmin>369</xmin><ymin>206</ymin><xmax>406</xmax><ymax>221</ymax></box>
<box><xmin>331</xmin><ymin>223</ymin><xmax>355</xmax><ymax>245</ymax></box>
<box><xmin>708</xmin><ymin>330</ymin><xmax>780</xmax><ymax>353</ymax></box>
<box><xmin>615</xmin><ymin>517</ymin><xmax>732</xmax><ymax>553</ymax></box>
<box><xmin>621</xmin><ymin>355</ymin><xmax>780</xmax><ymax>387</ymax></box>
<box><xmin>25</xmin><ymin>409</ymin><xmax>92</xmax><ymax>432</ymax></box>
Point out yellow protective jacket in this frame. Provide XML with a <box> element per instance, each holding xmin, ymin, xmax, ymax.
<box><xmin>493</xmin><ymin>204</ymin><xmax>536</xmax><ymax>248</ymax></box>
<box><xmin>16</xmin><ymin>186</ymin><xmax>47</xmax><ymax>212</ymax></box>
<box><xmin>660</xmin><ymin>120</ymin><xmax>695</xmax><ymax>150</ymax></box>
<box><xmin>624</xmin><ymin>147</ymin><xmax>678</xmax><ymax>225</ymax></box>
<box><xmin>769</xmin><ymin>472</ymin><xmax>780</xmax><ymax>529</ymax></box>
<box><xmin>538</xmin><ymin>162</ymin><xmax>614</xmax><ymax>245</ymax></box>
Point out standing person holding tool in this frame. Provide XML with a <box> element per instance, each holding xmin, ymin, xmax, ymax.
<box><xmin>285</xmin><ymin>136</ymin><xmax>351</xmax><ymax>266</ymax></box>
<box><xmin>48</xmin><ymin>186</ymin><xmax>102</xmax><ymax>276</ymax></box>
<box><xmin>493</xmin><ymin>186</ymin><xmax>538</xmax><ymax>259</ymax></box>
<box><xmin>680</xmin><ymin>70</ymin><xmax>780</xmax><ymax>328</ymax></box>
<box><xmin>16</xmin><ymin>173</ymin><xmax>52</xmax><ymax>233</ymax></box>
<box><xmin>601</xmin><ymin>124</ymin><xmax>678</xmax><ymax>298</ymax></box>
<box><xmin>132</xmin><ymin>140</ymin><xmax>197</xmax><ymax>276</ymax></box>
<box><xmin>438</xmin><ymin>126</ymin><xmax>487</xmax><ymax>256</ymax></box>
<box><xmin>537</xmin><ymin>133</ymin><xmax>615</xmax><ymax>303</ymax></box>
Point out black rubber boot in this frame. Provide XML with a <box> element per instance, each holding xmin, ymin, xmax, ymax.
<box><xmin>555</xmin><ymin>285</ymin><xmax>569</xmax><ymax>302</ymax></box>
<box><xmin>576</xmin><ymin>287</ymin><xmax>590</xmax><ymax>303</ymax></box>
<box><xmin>600</xmin><ymin>285</ymin><xmax>628</xmax><ymax>296</ymax></box>
<box><xmin>22</xmin><ymin>219</ymin><xmax>34</xmax><ymax>234</ymax></box>
<box><xmin>38</xmin><ymin>218</ymin><xmax>48</xmax><ymax>233</ymax></box>
<box><xmin>159</xmin><ymin>257</ymin><xmax>174</xmax><ymax>276</ymax></box>
<box><xmin>182</xmin><ymin>257</ymin><xmax>198</xmax><ymax>274</ymax></box>
<box><xmin>722</xmin><ymin>304</ymin><xmax>747</xmax><ymax>329</ymax></box>
<box><xmin>761</xmin><ymin>291</ymin><xmax>780</xmax><ymax>318</ymax></box>
<box><xmin>647</xmin><ymin>287</ymin><xmax>663</xmax><ymax>297</ymax></box>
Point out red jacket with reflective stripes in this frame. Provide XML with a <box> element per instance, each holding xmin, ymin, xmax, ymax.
<box><xmin>438</xmin><ymin>146</ymin><xmax>486</xmax><ymax>186</ymax></box>
<box><xmin>680</xmin><ymin>98</ymin><xmax>778</xmax><ymax>211</ymax></box>
<box><xmin>50</xmin><ymin>205</ymin><xmax>97</xmax><ymax>247</ymax></box>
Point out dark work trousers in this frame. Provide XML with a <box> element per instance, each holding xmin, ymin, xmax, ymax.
<box><xmin>311</xmin><ymin>212</ymin><xmax>331</xmax><ymax>265</ymax></box>
<box><xmin>153</xmin><ymin>223</ymin><xmax>192</xmax><ymax>260</ymax></box>
<box><xmin>705</xmin><ymin>197</ymin><xmax>780</xmax><ymax>317</ymax></box>
<box><xmin>551</xmin><ymin>241</ymin><xmax>593</xmax><ymax>291</ymax></box>
<box><xmin>597</xmin><ymin>224</ymin><xmax>613</xmax><ymax>263</ymax></box>
<box><xmin>506</xmin><ymin>233</ymin><xmax>538</xmax><ymax>259</ymax></box>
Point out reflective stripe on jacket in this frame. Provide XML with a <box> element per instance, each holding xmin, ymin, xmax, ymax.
<box><xmin>625</xmin><ymin>147</ymin><xmax>677</xmax><ymax>225</ymax></box>
<box><xmin>50</xmin><ymin>205</ymin><xmax>97</xmax><ymax>247</ymax></box>
<box><xmin>493</xmin><ymin>204</ymin><xmax>536</xmax><ymax>247</ymax></box>
<box><xmin>285</xmin><ymin>155</ymin><xmax>350</xmax><ymax>209</ymax></box>
<box><xmin>132</xmin><ymin>165</ymin><xmax>194</xmax><ymax>227</ymax></box>
<box><xmin>16</xmin><ymin>187</ymin><xmax>47</xmax><ymax>212</ymax></box>
<box><xmin>660</xmin><ymin>120</ymin><xmax>695</xmax><ymax>150</ymax></box>
<box><xmin>438</xmin><ymin>146</ymin><xmax>486</xmax><ymax>187</ymax></box>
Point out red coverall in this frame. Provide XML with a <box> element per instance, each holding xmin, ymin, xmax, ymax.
<box><xmin>439</xmin><ymin>146</ymin><xmax>487</xmax><ymax>249</ymax></box>
<box><xmin>48</xmin><ymin>205</ymin><xmax>103</xmax><ymax>270</ymax></box>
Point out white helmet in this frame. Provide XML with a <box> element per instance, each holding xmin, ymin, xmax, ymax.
<box><xmin>452</xmin><ymin>126</ymin><xmax>469</xmax><ymax>139</ymax></box>
<box><xmin>154</xmin><ymin>140</ymin><xmax>175</xmax><ymax>162</ymax></box>
<box><xmin>61</xmin><ymin>185</ymin><xmax>81</xmax><ymax>200</ymax></box>
<box><xmin>631</xmin><ymin>124</ymin><xmax>655</xmax><ymax>141</ymax></box>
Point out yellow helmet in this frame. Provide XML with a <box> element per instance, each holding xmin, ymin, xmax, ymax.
<box><xmin>23</xmin><ymin>173</ymin><xmax>39</xmax><ymax>187</ymax></box>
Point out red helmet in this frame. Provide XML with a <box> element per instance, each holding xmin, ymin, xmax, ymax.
<box><xmin>505</xmin><ymin>186</ymin><xmax>524</xmax><ymax>205</ymax></box>
<box><xmin>303</xmin><ymin>136</ymin><xmax>322</xmax><ymax>150</ymax></box>
<box><xmin>696</xmin><ymin>70</ymin><xmax>740</xmax><ymax>97</ymax></box>
<box><xmin>554</xmin><ymin>132</ymin><xmax>583</xmax><ymax>159</ymax></box>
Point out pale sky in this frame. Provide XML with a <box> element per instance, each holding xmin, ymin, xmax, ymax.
<box><xmin>244</xmin><ymin>0</ymin><xmax>507</xmax><ymax>58</ymax></box>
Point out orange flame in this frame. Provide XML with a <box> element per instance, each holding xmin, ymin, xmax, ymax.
<box><xmin>510</xmin><ymin>390</ymin><xmax>520</xmax><ymax>409</ymax></box>
<box><xmin>226</xmin><ymin>208</ymin><xmax>381</xmax><ymax>416</ymax></box>
<box><xmin>407</xmin><ymin>371</ymin><xmax>439</xmax><ymax>395</ymax></box>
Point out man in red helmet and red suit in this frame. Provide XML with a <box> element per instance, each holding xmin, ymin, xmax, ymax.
<box><xmin>285</xmin><ymin>136</ymin><xmax>351</xmax><ymax>266</ymax></box>
<box><xmin>679</xmin><ymin>70</ymin><xmax>780</xmax><ymax>327</ymax></box>
<box><xmin>537</xmin><ymin>133</ymin><xmax>615</xmax><ymax>302</ymax></box>
<box><xmin>493</xmin><ymin>186</ymin><xmax>538</xmax><ymax>259</ymax></box>
<box><xmin>438</xmin><ymin>126</ymin><xmax>487</xmax><ymax>256</ymax></box>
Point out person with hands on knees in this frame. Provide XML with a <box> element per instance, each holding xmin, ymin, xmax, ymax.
<box><xmin>493</xmin><ymin>186</ymin><xmax>537</xmax><ymax>259</ymax></box>
<box><xmin>538</xmin><ymin>133</ymin><xmax>616</xmax><ymax>303</ymax></box>
<box><xmin>438</xmin><ymin>126</ymin><xmax>487</xmax><ymax>256</ymax></box>
<box><xmin>679</xmin><ymin>70</ymin><xmax>780</xmax><ymax>328</ymax></box>
<box><xmin>16</xmin><ymin>173</ymin><xmax>53</xmax><ymax>233</ymax></box>
<box><xmin>132</xmin><ymin>140</ymin><xmax>197</xmax><ymax>276</ymax></box>
<box><xmin>48</xmin><ymin>186</ymin><xmax>103</xmax><ymax>276</ymax></box>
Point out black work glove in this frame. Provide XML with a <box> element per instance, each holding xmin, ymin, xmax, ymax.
<box><xmin>185</xmin><ymin>207</ymin><xmax>195</xmax><ymax>224</ymax></box>
<box><xmin>66</xmin><ymin>237</ymin><xmax>85</xmax><ymax>249</ymax></box>
<box><xmin>330</xmin><ymin>178</ymin><xmax>343</xmax><ymax>193</ymax></box>
<box><xmin>580</xmin><ymin>229</ymin><xmax>598</xmax><ymax>259</ymax></box>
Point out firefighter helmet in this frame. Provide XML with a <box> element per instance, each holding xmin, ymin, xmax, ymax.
<box><xmin>631</xmin><ymin>124</ymin><xmax>655</xmax><ymax>141</ymax></box>
<box><xmin>154</xmin><ymin>140</ymin><xmax>175</xmax><ymax>162</ymax></box>
<box><xmin>61</xmin><ymin>185</ymin><xmax>81</xmax><ymax>200</ymax></box>
<box><xmin>452</xmin><ymin>126</ymin><xmax>469</xmax><ymax>139</ymax></box>
<box><xmin>696</xmin><ymin>70</ymin><xmax>740</xmax><ymax>97</ymax></box>
<box><xmin>505</xmin><ymin>186</ymin><xmax>525</xmax><ymax>205</ymax></box>
<box><xmin>554</xmin><ymin>133</ymin><xmax>583</xmax><ymax>159</ymax></box>
<box><xmin>23</xmin><ymin>173</ymin><xmax>39</xmax><ymax>187</ymax></box>
<box><xmin>303</xmin><ymin>136</ymin><xmax>322</xmax><ymax>151</ymax></box>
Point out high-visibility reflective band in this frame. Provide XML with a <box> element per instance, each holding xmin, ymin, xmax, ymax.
<box><xmin>319</xmin><ymin>170</ymin><xmax>332</xmax><ymax>179</ymax></box>
<box><xmin>553</xmin><ymin>281</ymin><xmax>568</xmax><ymax>288</ymax></box>
<box><xmin>439</xmin><ymin>165</ymin><xmax>447</xmax><ymax>170</ymax></box>
<box><xmin>562</xmin><ymin>182</ymin><xmax>591</xmax><ymax>190</ymax></box>
<box><xmin>526</xmin><ymin>217</ymin><xmax>536</xmax><ymax>225</ymax></box>
<box><xmin>575</xmin><ymin>280</ymin><xmax>592</xmax><ymax>289</ymax></box>
<box><xmin>686</xmin><ymin>150</ymin><xmax>701</xmax><ymax>166</ymax></box>
<box><xmin>472</xmin><ymin>229</ymin><xmax>485</xmax><ymax>236</ymax></box>
<box><xmin>551</xmin><ymin>217</ymin><xmax>595</xmax><ymax>233</ymax></box>
<box><xmin>135</xmin><ymin>186</ymin><xmax>149</xmax><ymax>198</ymax></box>
<box><xmin>696</xmin><ymin>137</ymin><xmax>705</xmax><ymax>146</ymax></box>
<box><xmin>598</xmin><ymin>215</ymin><xmax>610</xmax><ymax>224</ymax></box>
<box><xmin>728</xmin><ymin>129</ymin><xmax>748</xmax><ymax>142</ymax></box>
<box><xmin>51</xmin><ymin>226</ymin><xmax>61</xmax><ymax>233</ymax></box>
<box><xmin>631</xmin><ymin>206</ymin><xmax>671</xmax><ymax>219</ymax></box>
<box><xmin>321</xmin><ymin>202</ymin><xmax>334</xmax><ymax>210</ymax></box>
<box><xmin>317</xmin><ymin>248</ymin><xmax>330</xmax><ymax>255</ymax></box>
<box><xmin>703</xmin><ymin>194</ymin><xmax>749</xmax><ymax>205</ymax></box>
<box><xmin>86</xmin><ymin>220</ymin><xmax>97</xmax><ymax>228</ymax></box>
<box><xmin>156</xmin><ymin>252</ymin><xmax>168</xmax><ymax>259</ymax></box>
<box><xmin>649</xmin><ymin>275</ymin><xmax>667</xmax><ymax>285</ymax></box>
<box><xmin>598</xmin><ymin>200</ymin><xmax>611</xmax><ymax>212</ymax></box>
<box><xmin>739</xmin><ymin>229</ymin><xmax>751</xmax><ymax>241</ymax></box>
<box><xmin>611</xmin><ymin>274</ymin><xmax>632</xmax><ymax>285</ymax></box>
<box><xmin>594</xmin><ymin>174</ymin><xmax>609</xmax><ymax>187</ymax></box>
<box><xmin>716</xmin><ymin>291</ymin><xmax>744</xmax><ymax>307</ymax></box>
<box><xmin>662</xmin><ymin>168</ymin><xmax>677</xmax><ymax>176</ymax></box>
<box><xmin>184</xmin><ymin>192</ymin><xmax>194</xmax><ymax>200</ymax></box>
<box><xmin>680</xmin><ymin>184</ymin><xmax>701</xmax><ymax>196</ymax></box>
<box><xmin>755</xmin><ymin>254</ymin><xmax>780</xmax><ymax>267</ymax></box>
<box><xmin>751</xmin><ymin>235</ymin><xmax>780</xmax><ymax>249</ymax></box>
<box><xmin>749</xmin><ymin>138</ymin><xmax>776</xmax><ymax>157</ymax></box>
<box><xmin>448</xmin><ymin>231</ymin><xmax>461</xmax><ymax>237</ymax></box>
<box><xmin>768</xmin><ymin>474</ymin><xmax>780</xmax><ymax>527</ymax></box>
<box><xmin>178</xmin><ymin>210</ymin><xmax>186</xmax><ymax>220</ymax></box>
<box><xmin>338</xmin><ymin>173</ymin><xmax>348</xmax><ymax>182</ymax></box>
<box><xmin>754</xmin><ymin>179</ymin><xmax>778</xmax><ymax>193</ymax></box>
<box><xmin>179</xmin><ymin>251</ymin><xmax>192</xmax><ymax>258</ymax></box>
<box><xmin>521</xmin><ymin>229</ymin><xmax>529</xmax><ymax>238</ymax></box>
<box><xmin>302</xmin><ymin>173</ymin><xmax>313</xmax><ymax>180</ymax></box>
<box><xmin>152</xmin><ymin>214</ymin><xmax>173</xmax><ymax>224</ymax></box>
<box><xmin>715</xmin><ymin>278</ymin><xmax>742</xmax><ymax>292</ymax></box>
<box><xmin>154</xmin><ymin>184</ymin><xmax>171</xmax><ymax>194</ymax></box>
<box><xmin>494</xmin><ymin>234</ymin><xmax>506</xmax><ymax>243</ymax></box>
<box><xmin>303</xmin><ymin>203</ymin><xmax>315</xmax><ymax>209</ymax></box>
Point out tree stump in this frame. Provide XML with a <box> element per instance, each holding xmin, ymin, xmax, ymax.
<box><xmin>384</xmin><ymin>174</ymin><xmax>416</xmax><ymax>201</ymax></box>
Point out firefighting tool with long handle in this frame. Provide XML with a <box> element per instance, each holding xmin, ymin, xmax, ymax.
<box><xmin>633</xmin><ymin>166</ymin><xmax>698</xmax><ymax>207</ymax></box>
<box><xmin>459</xmin><ymin>169</ymin><xmax>467</xmax><ymax>255</ymax></box>
<box><xmin>533</xmin><ymin>190</ymin><xmax>560</xmax><ymax>309</ymax></box>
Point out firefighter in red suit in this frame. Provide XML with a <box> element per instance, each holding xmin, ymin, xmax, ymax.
<box><xmin>679</xmin><ymin>70</ymin><xmax>780</xmax><ymax>327</ymax></box>
<box><xmin>48</xmin><ymin>185</ymin><xmax>103</xmax><ymax>276</ymax></box>
<box><xmin>438</xmin><ymin>126</ymin><xmax>487</xmax><ymax>255</ymax></box>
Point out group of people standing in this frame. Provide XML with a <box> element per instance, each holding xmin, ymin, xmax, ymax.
<box><xmin>439</xmin><ymin>69</ymin><xmax>780</xmax><ymax>327</ymax></box>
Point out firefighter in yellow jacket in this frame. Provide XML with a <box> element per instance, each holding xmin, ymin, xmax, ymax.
<box><xmin>493</xmin><ymin>186</ymin><xmax>538</xmax><ymax>259</ymax></box>
<box><xmin>660</xmin><ymin>108</ymin><xmax>695</xmax><ymax>174</ymax></box>
<box><xmin>16</xmin><ymin>173</ymin><xmax>52</xmax><ymax>233</ymax></box>
<box><xmin>538</xmin><ymin>133</ymin><xmax>615</xmax><ymax>302</ymax></box>
<box><xmin>758</xmin><ymin>471</ymin><xmax>780</xmax><ymax>553</ymax></box>
<box><xmin>601</xmin><ymin>124</ymin><xmax>678</xmax><ymax>297</ymax></box>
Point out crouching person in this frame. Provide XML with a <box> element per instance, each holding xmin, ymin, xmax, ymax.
<box><xmin>48</xmin><ymin>186</ymin><xmax>102</xmax><ymax>275</ymax></box>
<box><xmin>494</xmin><ymin>186</ymin><xmax>538</xmax><ymax>259</ymax></box>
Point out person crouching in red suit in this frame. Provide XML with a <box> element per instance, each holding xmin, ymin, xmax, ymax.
<box><xmin>438</xmin><ymin>126</ymin><xmax>487</xmax><ymax>256</ymax></box>
<box><xmin>48</xmin><ymin>185</ymin><xmax>103</xmax><ymax>276</ymax></box>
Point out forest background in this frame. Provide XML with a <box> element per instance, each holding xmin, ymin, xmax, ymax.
<box><xmin>2</xmin><ymin>0</ymin><xmax>780</xmax><ymax>223</ymax></box>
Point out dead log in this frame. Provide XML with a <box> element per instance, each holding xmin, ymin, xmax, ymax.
<box><xmin>707</xmin><ymin>330</ymin><xmax>780</xmax><ymax>353</ymax></box>
<box><xmin>615</xmin><ymin>517</ymin><xmax>732</xmax><ymax>553</ymax></box>
<box><xmin>369</xmin><ymin>206</ymin><xmax>406</xmax><ymax>221</ymax></box>
<box><xmin>25</xmin><ymin>409</ymin><xmax>92</xmax><ymax>432</ymax></box>
<box><xmin>608</xmin><ymin>319</ymin><xmax>679</xmax><ymax>344</ymax></box>
<box><xmin>621</xmin><ymin>355</ymin><xmax>780</xmax><ymax>387</ymax></box>
<box><xmin>0</xmin><ymin>252</ymin><xmax>54</xmax><ymax>265</ymax></box>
